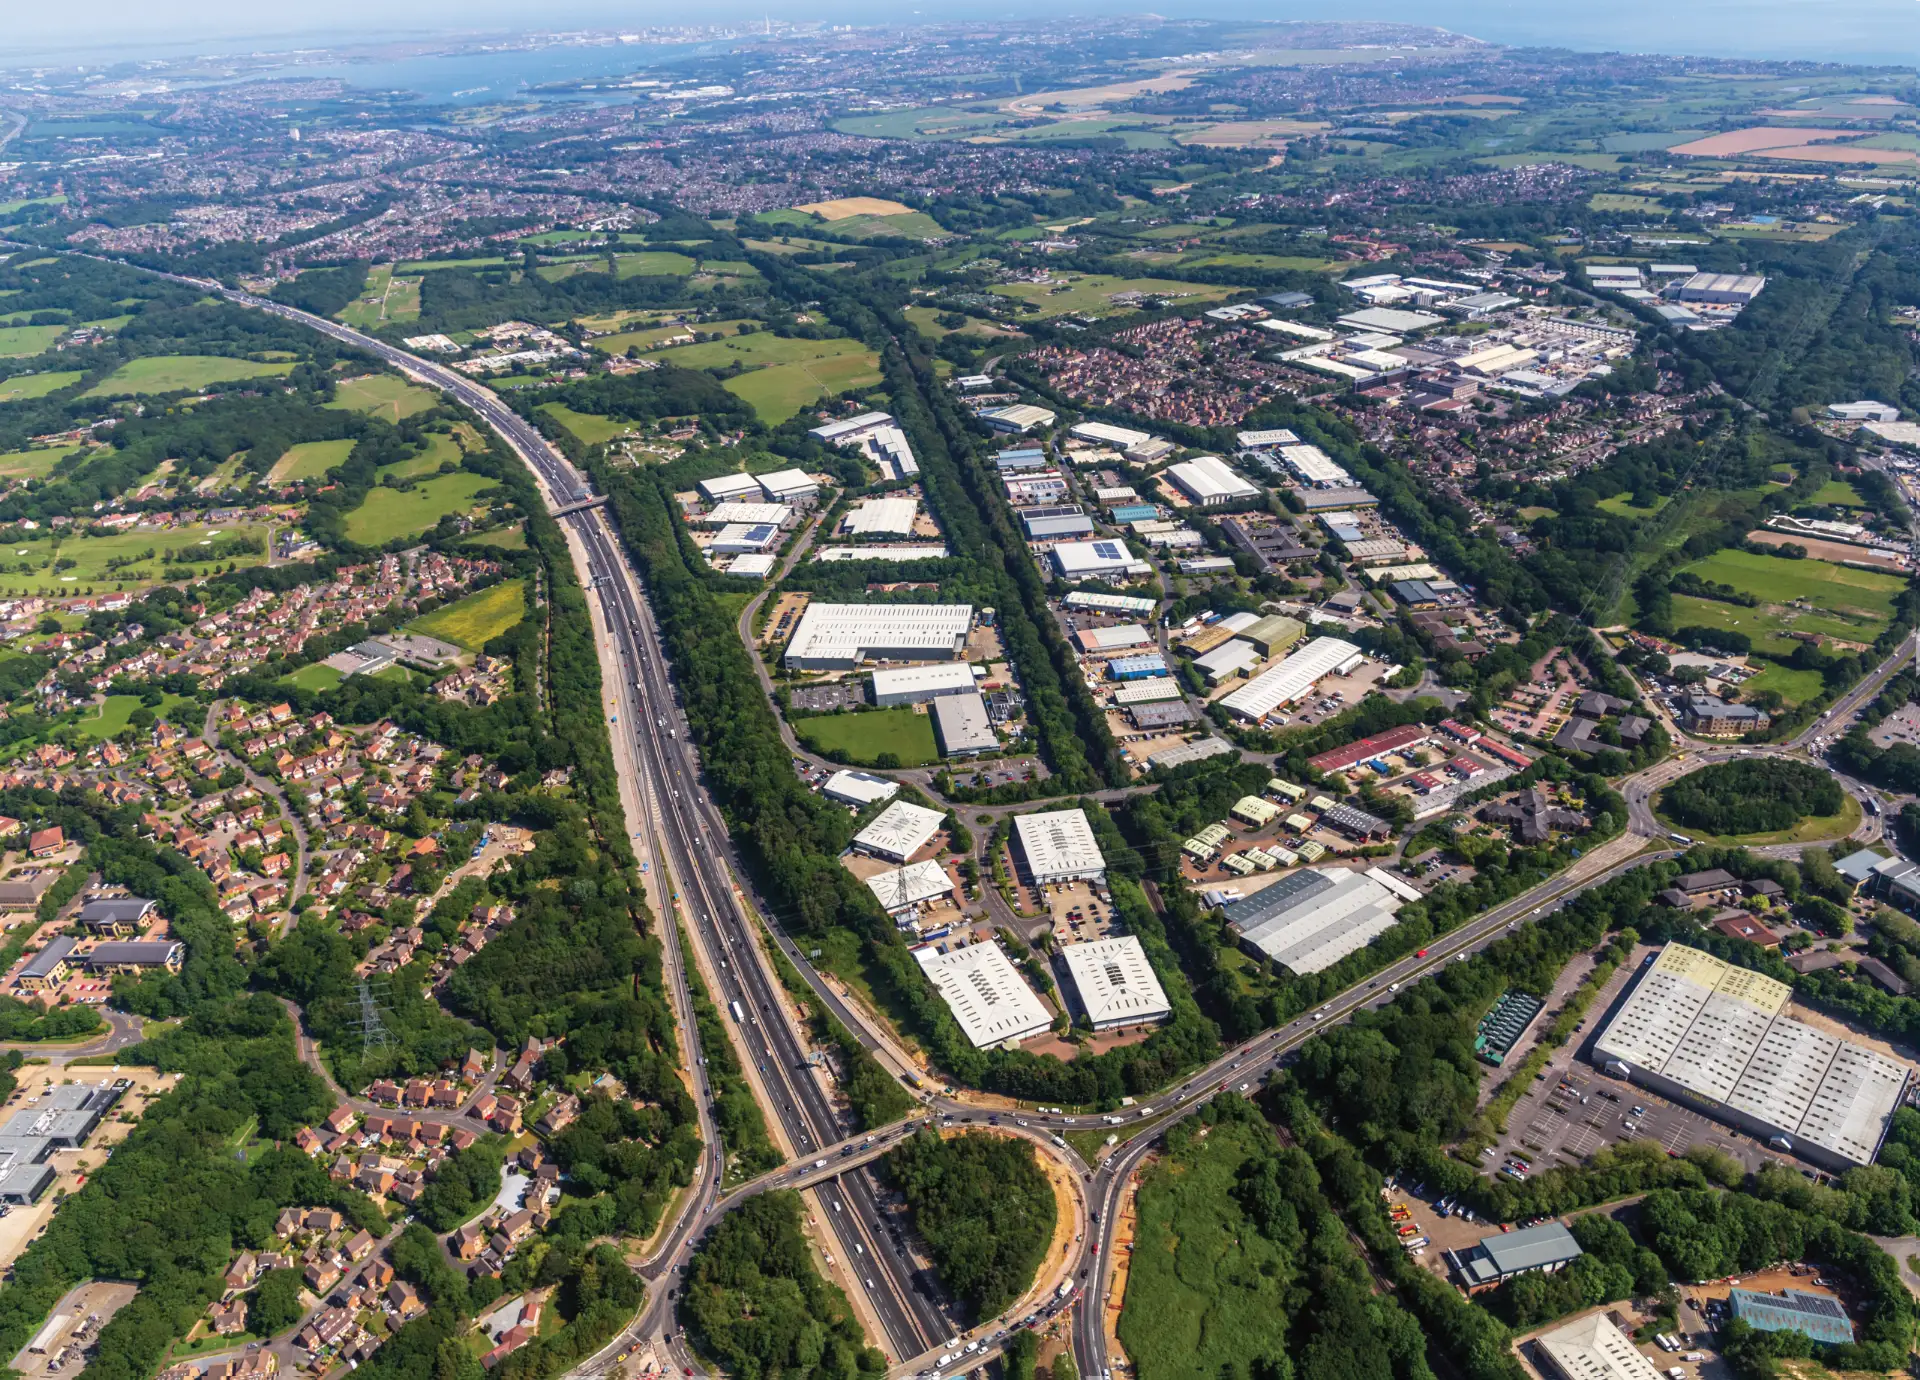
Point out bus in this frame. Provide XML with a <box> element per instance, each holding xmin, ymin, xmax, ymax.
<box><xmin>1668</xmin><ymin>833</ymin><xmax>1692</xmax><ymax>846</ymax></box>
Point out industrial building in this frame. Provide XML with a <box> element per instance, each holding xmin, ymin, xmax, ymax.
<box><xmin>1240</xmin><ymin>614</ymin><xmax>1303</xmax><ymax>657</ymax></box>
<box><xmin>756</xmin><ymin>468</ymin><xmax>819</xmax><ymax>502</ymax></box>
<box><xmin>994</xmin><ymin>447</ymin><xmax>1051</xmax><ymax>472</ymax></box>
<box><xmin>1218</xmin><ymin>638</ymin><xmax>1364</xmax><ymax>723</ymax></box>
<box><xmin>1163</xmin><ymin>456</ymin><xmax>1261</xmax><ymax>507</ymax></box>
<box><xmin>913</xmin><ymin>942</ymin><xmax>1052</xmax><ymax>1048</ymax></box>
<box><xmin>784</xmin><ymin>603</ymin><xmax>972</xmax><ymax>670</ymax></box>
<box><xmin>730</xmin><ymin>554</ymin><xmax>776</xmax><ymax>578</ymax></box>
<box><xmin>1728</xmin><ymin>1289</ymin><xmax>1854</xmax><ymax>1346</ymax></box>
<box><xmin>1221</xmin><ymin>866</ymin><xmax>1419</xmax><ymax>974</ymax></box>
<box><xmin>821</xmin><ymin>770</ymin><xmax>900</xmax><ymax>808</ymax></box>
<box><xmin>978</xmin><ymin>404</ymin><xmax>1056</xmax><ymax>434</ymax></box>
<box><xmin>709</xmin><ymin>523</ymin><xmax>780</xmax><ymax>555</ymax></box>
<box><xmin>1114</xmin><ymin>679</ymin><xmax>1182</xmax><ymax>705</ymax></box>
<box><xmin>1127</xmin><ymin>700</ymin><xmax>1198</xmax><ymax>730</ymax></box>
<box><xmin>808</xmin><ymin>411</ymin><xmax>894</xmax><ymax>446</ymax></box>
<box><xmin>698</xmin><ymin>473</ymin><xmax>761</xmax><ymax>503</ymax></box>
<box><xmin>1052</xmin><ymin>540</ymin><xmax>1153</xmax><ymax>581</ymax></box>
<box><xmin>865</xmin><ymin>860</ymin><xmax>956</xmax><ymax>916</ymax></box>
<box><xmin>1013</xmin><ymin>808</ymin><xmax>1107</xmax><ymax>885</ymax></box>
<box><xmin>1060</xmin><ymin>936</ymin><xmax>1171</xmax><ymax>1031</ymax></box>
<box><xmin>852</xmin><ymin>800</ymin><xmax>947</xmax><ymax>863</ymax></box>
<box><xmin>1448</xmin><ymin>1221</ymin><xmax>1582</xmax><ymax>1291</ymax></box>
<box><xmin>696</xmin><ymin>502</ymin><xmax>791</xmax><ymax>527</ymax></box>
<box><xmin>1107</xmin><ymin>654</ymin><xmax>1169</xmax><ymax>681</ymax></box>
<box><xmin>1075</xmin><ymin>624</ymin><xmax>1152</xmax><ymax>654</ymax></box>
<box><xmin>1150</xmin><ymin>737</ymin><xmax>1234</xmax><ymax>771</ymax></box>
<box><xmin>1591</xmin><ymin>943</ymin><xmax>1911</xmax><ymax>1169</ymax></box>
<box><xmin>1532</xmin><ymin>1312</ymin><xmax>1663</xmax><ymax>1380</ymax></box>
<box><xmin>1064</xmin><ymin>591</ymin><xmax>1157</xmax><ymax>617</ymax></box>
<box><xmin>1672</xmin><ymin>272</ymin><xmax>1766</xmax><ymax>305</ymax></box>
<box><xmin>843</xmin><ymin>498</ymin><xmax>919</xmax><ymax>537</ymax></box>
<box><xmin>0</xmin><ymin>1080</ymin><xmax>127</xmax><ymax>1205</ymax></box>
<box><xmin>1193</xmin><ymin>639</ymin><xmax>1261</xmax><ymax>683</ymax></box>
<box><xmin>1829</xmin><ymin>400</ymin><xmax>1900</xmax><ymax>423</ymax></box>
<box><xmin>1022</xmin><ymin>506</ymin><xmax>1096</xmax><ymax>540</ymax></box>
<box><xmin>870</xmin><ymin>662</ymin><xmax>978</xmax><ymax>707</ymax></box>
<box><xmin>931</xmin><ymin>693</ymin><xmax>997</xmax><ymax>758</ymax></box>
<box><xmin>1279</xmin><ymin>444</ymin><xmax>1351</xmax><ymax>488</ymax></box>
<box><xmin>1069</xmin><ymin>421</ymin><xmax>1153</xmax><ymax>450</ymax></box>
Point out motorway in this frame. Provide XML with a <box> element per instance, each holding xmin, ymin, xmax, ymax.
<box><xmin>160</xmin><ymin>271</ymin><xmax>1920</xmax><ymax>1380</ymax></box>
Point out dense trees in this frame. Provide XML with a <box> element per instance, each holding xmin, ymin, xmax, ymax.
<box><xmin>882</xmin><ymin>1131</ymin><xmax>1055</xmax><ymax>1318</ymax></box>
<box><xmin>1660</xmin><ymin>759</ymin><xmax>1842</xmax><ymax>835</ymax></box>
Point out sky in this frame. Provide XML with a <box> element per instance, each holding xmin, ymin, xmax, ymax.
<box><xmin>7</xmin><ymin>0</ymin><xmax>1918</xmax><ymax>68</ymax></box>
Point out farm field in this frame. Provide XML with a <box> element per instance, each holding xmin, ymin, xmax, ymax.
<box><xmin>535</xmin><ymin>259</ymin><xmax>609</xmax><ymax>283</ymax></box>
<box><xmin>1178</xmin><ymin>252</ymin><xmax>1336</xmax><ymax>272</ymax></box>
<box><xmin>537</xmin><ymin>402</ymin><xmax>641</xmax><ymax>446</ymax></box>
<box><xmin>0</xmin><ymin>521</ymin><xmax>271</xmax><ymax>593</ymax></box>
<box><xmin>1679</xmin><ymin>548</ymin><xmax>1905</xmax><ymax>623</ymax></box>
<box><xmin>988</xmin><ymin>274</ymin><xmax>1233</xmax><ymax>318</ymax></box>
<box><xmin>82</xmin><ymin>355</ymin><xmax>294</xmax><ymax>397</ymax></box>
<box><xmin>268</xmin><ymin>439</ymin><xmax>355</xmax><ymax>484</ymax></box>
<box><xmin>0</xmin><ymin>446</ymin><xmax>79</xmax><ymax>479</ymax></box>
<box><xmin>405</xmin><ymin>578</ymin><xmax>526</xmax><ymax>651</ymax></box>
<box><xmin>396</xmin><ymin>256</ymin><xmax>508</xmax><ymax>273</ymax></box>
<box><xmin>725</xmin><ymin>353</ymin><xmax>883</xmax><ymax>423</ymax></box>
<box><xmin>1589</xmin><ymin>193</ymin><xmax>1667</xmax><ymax>212</ymax></box>
<box><xmin>795</xmin><ymin>196</ymin><xmax>915</xmax><ymax>219</ymax></box>
<box><xmin>342</xmin><ymin>472</ymin><xmax>495</xmax><ymax>546</ymax></box>
<box><xmin>614</xmin><ymin>251</ymin><xmax>697</xmax><ymax>279</ymax></box>
<box><xmin>0</xmin><ymin>371</ymin><xmax>81</xmax><ymax>402</ymax></box>
<box><xmin>794</xmin><ymin>707</ymin><xmax>938</xmax><ymax>767</ymax></box>
<box><xmin>338</xmin><ymin>265</ymin><xmax>422</xmax><ymax>328</ymax></box>
<box><xmin>0</xmin><ymin>325</ymin><xmax>64</xmax><ymax>357</ymax></box>
<box><xmin>326</xmin><ymin>374</ymin><xmax>438</xmax><ymax>421</ymax></box>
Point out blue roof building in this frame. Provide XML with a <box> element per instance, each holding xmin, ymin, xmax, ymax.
<box><xmin>1108</xmin><ymin>654</ymin><xmax>1170</xmax><ymax>681</ymax></box>
<box><xmin>1728</xmin><ymin>1289</ymin><xmax>1853</xmax><ymax>1346</ymax></box>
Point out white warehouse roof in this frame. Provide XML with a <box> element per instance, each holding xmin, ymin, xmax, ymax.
<box><xmin>1053</xmin><ymin>540</ymin><xmax>1151</xmax><ymax>580</ymax></box>
<box><xmin>914</xmin><ymin>942</ymin><xmax>1052</xmax><ymax>1048</ymax></box>
<box><xmin>1535</xmin><ymin>1312</ymin><xmax>1664</xmax><ymax>1380</ymax></box>
<box><xmin>1061</xmin><ymin>936</ymin><xmax>1171</xmax><ymax>1029</ymax></box>
<box><xmin>870</xmin><ymin>662</ymin><xmax>977</xmax><ymax>701</ymax></box>
<box><xmin>1279</xmin><ymin>444</ymin><xmax>1351</xmax><ymax>486</ymax></box>
<box><xmin>844</xmin><ymin>497</ymin><xmax>919</xmax><ymax>537</ymax></box>
<box><xmin>784</xmin><ymin>603</ymin><xmax>972</xmax><ymax>669</ymax></box>
<box><xmin>866</xmin><ymin>859</ymin><xmax>955</xmax><ymax>913</ymax></box>
<box><xmin>1219</xmin><ymin>637</ymin><xmax>1362</xmax><ymax>722</ymax></box>
<box><xmin>1594</xmin><ymin>943</ymin><xmax>1911</xmax><ymax>1168</ymax></box>
<box><xmin>698</xmin><ymin>473</ymin><xmax>761</xmax><ymax>502</ymax></box>
<box><xmin>697</xmin><ymin>501</ymin><xmax>790</xmax><ymax>527</ymax></box>
<box><xmin>1165</xmin><ymin>455</ymin><xmax>1261</xmax><ymax>505</ymax></box>
<box><xmin>852</xmin><ymin>800</ymin><xmax>947</xmax><ymax>862</ymax></box>
<box><xmin>822</xmin><ymin>770</ymin><xmax>900</xmax><ymax>808</ymax></box>
<box><xmin>1070</xmin><ymin>421</ymin><xmax>1154</xmax><ymax>449</ymax></box>
<box><xmin>1221</xmin><ymin>866</ymin><xmax>1416</xmax><ymax>974</ymax></box>
<box><xmin>809</xmin><ymin>411</ymin><xmax>893</xmax><ymax>443</ymax></box>
<box><xmin>1014</xmin><ymin>808</ymin><xmax>1106</xmax><ymax>883</ymax></box>
<box><xmin>757</xmin><ymin>467</ymin><xmax>818</xmax><ymax>500</ymax></box>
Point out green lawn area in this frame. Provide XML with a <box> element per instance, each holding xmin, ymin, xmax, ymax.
<box><xmin>268</xmin><ymin>438</ymin><xmax>355</xmax><ymax>484</ymax></box>
<box><xmin>342</xmin><ymin>471</ymin><xmax>496</xmax><ymax>546</ymax></box>
<box><xmin>1809</xmin><ymin>479</ymin><xmax>1867</xmax><ymax>508</ymax></box>
<box><xmin>82</xmin><ymin>355</ymin><xmax>293</xmax><ymax>398</ymax></box>
<box><xmin>75</xmin><ymin>691</ymin><xmax>191</xmax><ymax>741</ymax></box>
<box><xmin>469</xmin><ymin>525</ymin><xmax>527</xmax><ymax>550</ymax></box>
<box><xmin>989</xmin><ymin>274</ymin><xmax>1234</xmax><ymax>319</ymax></box>
<box><xmin>649</xmin><ymin>333</ymin><xmax>870</xmax><ymax>371</ymax></box>
<box><xmin>823</xmin><ymin>211</ymin><xmax>948</xmax><ymax>240</ymax></box>
<box><xmin>537</xmin><ymin>402</ymin><xmax>642</xmax><ymax>446</ymax></box>
<box><xmin>0</xmin><ymin>446</ymin><xmax>79</xmax><ymax>479</ymax></box>
<box><xmin>381</xmin><ymin>431</ymin><xmax>463</xmax><ymax>479</ymax></box>
<box><xmin>900</xmin><ymin>307</ymin><xmax>1024</xmax><ymax>343</ymax></box>
<box><xmin>1741</xmin><ymin>662</ymin><xmax>1828</xmax><ymax>707</ymax></box>
<box><xmin>338</xmin><ymin>265</ymin><xmax>423</xmax><ymax>329</ymax></box>
<box><xmin>406</xmin><ymin>578</ymin><xmax>526</xmax><ymax>651</ymax></box>
<box><xmin>1589</xmin><ymin>193</ymin><xmax>1668</xmax><ymax>212</ymax></box>
<box><xmin>588</xmin><ymin>317</ymin><xmax>757</xmax><ymax>354</ymax></box>
<box><xmin>0</xmin><ymin>522</ymin><xmax>270</xmax><ymax>594</ymax></box>
<box><xmin>0</xmin><ymin>325</ymin><xmax>64</xmax><ymax>357</ymax></box>
<box><xmin>1596</xmin><ymin>493</ymin><xmax>1671</xmax><ymax>518</ymax></box>
<box><xmin>1679</xmin><ymin>547</ymin><xmax>1906</xmax><ymax>623</ymax></box>
<box><xmin>521</xmin><ymin>229</ymin><xmax>595</xmax><ymax>245</ymax></box>
<box><xmin>396</xmin><ymin>256</ymin><xmax>508</xmax><ymax>273</ymax></box>
<box><xmin>1668</xmin><ymin>595</ymin><xmax>1805</xmax><ymax>658</ymax></box>
<box><xmin>725</xmin><ymin>354</ymin><xmax>884</xmax><ymax>424</ymax></box>
<box><xmin>612</xmin><ymin>251</ymin><xmax>696</xmax><ymax>278</ymax></box>
<box><xmin>0</xmin><ymin>371</ymin><xmax>81</xmax><ymax>402</ymax></box>
<box><xmin>283</xmin><ymin>662</ymin><xmax>344</xmax><ymax>692</ymax></box>
<box><xmin>1655</xmin><ymin>788</ymin><xmax>1861</xmax><ymax>847</ymax></box>
<box><xmin>326</xmin><ymin>374</ymin><xmax>438</xmax><ymax>422</ymax></box>
<box><xmin>1117</xmin><ymin>1115</ymin><xmax>1297</xmax><ymax>1380</ymax></box>
<box><xmin>794</xmin><ymin>708</ymin><xmax>938</xmax><ymax>767</ymax></box>
<box><xmin>535</xmin><ymin>259</ymin><xmax>609</xmax><ymax>283</ymax></box>
<box><xmin>1180</xmin><ymin>252</ymin><xmax>1337</xmax><ymax>272</ymax></box>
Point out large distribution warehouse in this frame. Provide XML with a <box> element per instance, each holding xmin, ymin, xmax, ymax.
<box><xmin>1014</xmin><ymin>808</ymin><xmax>1107</xmax><ymax>885</ymax></box>
<box><xmin>784</xmin><ymin>603</ymin><xmax>973</xmax><ymax>670</ymax></box>
<box><xmin>913</xmin><ymin>942</ymin><xmax>1052</xmax><ymax>1048</ymax></box>
<box><xmin>1061</xmin><ymin>936</ymin><xmax>1171</xmax><ymax>1031</ymax></box>
<box><xmin>1592</xmin><ymin>943</ymin><xmax>1911</xmax><ymax>1170</ymax></box>
<box><xmin>1220</xmin><ymin>866</ymin><xmax>1420</xmax><ymax>974</ymax></box>
<box><xmin>1219</xmin><ymin>637</ymin><xmax>1363</xmax><ymax>722</ymax></box>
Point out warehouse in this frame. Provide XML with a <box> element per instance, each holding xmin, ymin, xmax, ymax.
<box><xmin>1193</xmin><ymin>639</ymin><xmax>1261</xmax><ymax>683</ymax></box>
<box><xmin>1164</xmin><ymin>456</ymin><xmax>1261</xmax><ymax>507</ymax></box>
<box><xmin>1151</xmin><ymin>737</ymin><xmax>1234</xmax><ymax>771</ymax></box>
<box><xmin>0</xmin><ymin>1080</ymin><xmax>126</xmax><ymax>1205</ymax></box>
<box><xmin>809</xmin><ymin>411</ymin><xmax>894</xmax><ymax>445</ymax></box>
<box><xmin>709</xmin><ymin>523</ymin><xmax>780</xmax><ymax>555</ymax></box>
<box><xmin>1023</xmin><ymin>507</ymin><xmax>1096</xmax><ymax>540</ymax></box>
<box><xmin>932</xmin><ymin>693</ymin><xmax>997</xmax><ymax>757</ymax></box>
<box><xmin>1075</xmin><ymin>623</ymin><xmax>1152</xmax><ymax>654</ymax></box>
<box><xmin>730</xmin><ymin>554</ymin><xmax>776</xmax><ymax>578</ymax></box>
<box><xmin>866</xmin><ymin>860</ymin><xmax>956</xmax><ymax>916</ymax></box>
<box><xmin>1533</xmin><ymin>1313</ymin><xmax>1664</xmax><ymax>1380</ymax></box>
<box><xmin>913</xmin><ymin>942</ymin><xmax>1052</xmax><ymax>1048</ymax></box>
<box><xmin>1114</xmin><ymin>679</ymin><xmax>1183</xmax><ymax>705</ymax></box>
<box><xmin>1053</xmin><ymin>539</ymin><xmax>1153</xmax><ymax>581</ymax></box>
<box><xmin>1231</xmin><ymin>795</ymin><xmax>1281</xmax><ymax>827</ymax></box>
<box><xmin>1237</xmin><ymin>428</ymin><xmax>1301</xmax><ymax>450</ymax></box>
<box><xmin>1064</xmin><ymin>591</ymin><xmax>1158</xmax><ymax>617</ymax></box>
<box><xmin>1449</xmin><ymin>1221</ymin><xmax>1583</xmax><ymax>1291</ymax></box>
<box><xmin>1673</xmin><ymin>272</ymin><xmax>1766</xmax><ymax>305</ymax></box>
<box><xmin>1061</xmin><ymin>936</ymin><xmax>1172</xmax><ymax>1031</ymax></box>
<box><xmin>1308</xmin><ymin>724</ymin><xmax>1431</xmax><ymax>774</ymax></box>
<box><xmin>696</xmin><ymin>501</ymin><xmax>791</xmax><ymax>527</ymax></box>
<box><xmin>1014</xmin><ymin>808</ymin><xmax>1107</xmax><ymax>885</ymax></box>
<box><xmin>978</xmin><ymin>404</ymin><xmax>1057</xmax><ymax>433</ymax></box>
<box><xmin>871</xmin><ymin>662</ymin><xmax>978</xmax><ymax>707</ymax></box>
<box><xmin>1728</xmin><ymin>1289</ymin><xmax>1853</xmax><ymax>1346</ymax></box>
<box><xmin>698</xmin><ymin>473</ymin><xmax>761</xmax><ymax>503</ymax></box>
<box><xmin>844</xmin><ymin>497</ymin><xmax>919</xmax><ymax>537</ymax></box>
<box><xmin>1127</xmin><ymin>699</ymin><xmax>1198</xmax><ymax>730</ymax></box>
<box><xmin>994</xmin><ymin>447</ymin><xmax>1051</xmax><ymax>472</ymax></box>
<box><xmin>1219</xmin><ymin>637</ymin><xmax>1364</xmax><ymax>722</ymax></box>
<box><xmin>1279</xmin><ymin>444</ymin><xmax>1352</xmax><ymax>488</ymax></box>
<box><xmin>1241</xmin><ymin>614</ymin><xmax>1304</xmax><ymax>657</ymax></box>
<box><xmin>852</xmin><ymin>800</ymin><xmax>947</xmax><ymax>863</ymax></box>
<box><xmin>1069</xmin><ymin>421</ymin><xmax>1153</xmax><ymax>450</ymax></box>
<box><xmin>821</xmin><ymin>770</ymin><xmax>900</xmax><ymax>808</ymax></box>
<box><xmin>756</xmin><ymin>468</ymin><xmax>819</xmax><ymax>502</ymax></box>
<box><xmin>1591</xmin><ymin>943</ymin><xmax>1912</xmax><ymax>1169</ymax></box>
<box><xmin>1221</xmin><ymin>866</ymin><xmax>1419</xmax><ymax>974</ymax></box>
<box><xmin>1336</xmin><ymin>307</ymin><xmax>1443</xmax><ymax>333</ymax></box>
<box><xmin>1108</xmin><ymin>654</ymin><xmax>1169</xmax><ymax>681</ymax></box>
<box><xmin>784</xmin><ymin>603</ymin><xmax>972</xmax><ymax>670</ymax></box>
<box><xmin>1830</xmin><ymin>400</ymin><xmax>1900</xmax><ymax>423</ymax></box>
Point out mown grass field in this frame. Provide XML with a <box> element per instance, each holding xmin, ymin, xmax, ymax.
<box><xmin>0</xmin><ymin>371</ymin><xmax>82</xmax><ymax>402</ymax></box>
<box><xmin>613</xmin><ymin>251</ymin><xmax>697</xmax><ymax>278</ymax></box>
<box><xmin>75</xmin><ymin>692</ymin><xmax>193</xmax><ymax>741</ymax></box>
<box><xmin>396</xmin><ymin>256</ymin><xmax>508</xmax><ymax>273</ymax></box>
<box><xmin>381</xmin><ymin>431</ymin><xmax>464</xmax><ymax>479</ymax></box>
<box><xmin>794</xmin><ymin>707</ymin><xmax>938</xmax><ymax>767</ymax></box>
<box><xmin>1596</xmin><ymin>493</ymin><xmax>1671</xmax><ymax>518</ymax></box>
<box><xmin>1679</xmin><ymin>548</ymin><xmax>1905</xmax><ymax>623</ymax></box>
<box><xmin>726</xmin><ymin>353</ymin><xmax>884</xmax><ymax>423</ymax></box>
<box><xmin>326</xmin><ymin>374</ymin><xmax>439</xmax><ymax>422</ymax></box>
<box><xmin>1741</xmin><ymin>663</ymin><xmax>1828</xmax><ymax>706</ymax></box>
<box><xmin>268</xmin><ymin>439</ymin><xmax>356</xmax><ymax>484</ymax></box>
<box><xmin>82</xmin><ymin>355</ymin><xmax>294</xmax><ymax>398</ymax></box>
<box><xmin>1809</xmin><ymin>479</ymin><xmax>1866</xmax><ymax>508</ymax></box>
<box><xmin>537</xmin><ymin>403</ymin><xmax>641</xmax><ymax>446</ymax></box>
<box><xmin>1117</xmin><ymin>1117</ymin><xmax>1296</xmax><ymax>1380</ymax></box>
<box><xmin>338</xmin><ymin>265</ymin><xmax>422</xmax><ymax>328</ymax></box>
<box><xmin>989</xmin><ymin>274</ymin><xmax>1233</xmax><ymax>318</ymax></box>
<box><xmin>342</xmin><ymin>472</ymin><xmax>495</xmax><ymax>546</ymax></box>
<box><xmin>283</xmin><ymin>663</ymin><xmax>345</xmax><ymax>692</ymax></box>
<box><xmin>0</xmin><ymin>325</ymin><xmax>64</xmax><ymax>357</ymax></box>
<box><xmin>0</xmin><ymin>522</ymin><xmax>271</xmax><ymax>593</ymax></box>
<box><xmin>405</xmin><ymin>578</ymin><xmax>526</xmax><ymax>651</ymax></box>
<box><xmin>0</xmin><ymin>446</ymin><xmax>79</xmax><ymax>480</ymax></box>
<box><xmin>588</xmin><ymin>318</ymin><xmax>756</xmax><ymax>354</ymax></box>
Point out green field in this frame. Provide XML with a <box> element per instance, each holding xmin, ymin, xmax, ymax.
<box><xmin>1668</xmin><ymin>595</ymin><xmax>1812</xmax><ymax>658</ymax></box>
<box><xmin>537</xmin><ymin>403</ymin><xmax>642</xmax><ymax>446</ymax></box>
<box><xmin>268</xmin><ymin>439</ymin><xmax>356</xmax><ymax>484</ymax></box>
<box><xmin>74</xmin><ymin>692</ymin><xmax>191</xmax><ymax>741</ymax></box>
<box><xmin>726</xmin><ymin>354</ymin><xmax>884</xmax><ymax>423</ymax></box>
<box><xmin>1589</xmin><ymin>193</ymin><xmax>1668</xmax><ymax>212</ymax></box>
<box><xmin>1809</xmin><ymin>479</ymin><xmax>1866</xmax><ymax>508</ymax></box>
<box><xmin>342</xmin><ymin>472</ymin><xmax>496</xmax><ymax>546</ymax></box>
<box><xmin>0</xmin><ymin>371</ymin><xmax>82</xmax><ymax>403</ymax></box>
<box><xmin>589</xmin><ymin>317</ymin><xmax>756</xmax><ymax>354</ymax></box>
<box><xmin>1117</xmin><ymin>1115</ymin><xmax>1299</xmax><ymax>1380</ymax></box>
<box><xmin>283</xmin><ymin>663</ymin><xmax>344</xmax><ymax>692</ymax></box>
<box><xmin>338</xmin><ymin>265</ymin><xmax>422</xmax><ymax>328</ymax></box>
<box><xmin>1655</xmin><ymin>787</ymin><xmax>1861</xmax><ymax>847</ymax></box>
<box><xmin>396</xmin><ymin>256</ymin><xmax>508</xmax><ymax>273</ymax></box>
<box><xmin>900</xmin><ymin>307</ymin><xmax>1024</xmax><ymax>342</ymax></box>
<box><xmin>0</xmin><ymin>446</ymin><xmax>79</xmax><ymax>479</ymax></box>
<box><xmin>613</xmin><ymin>251</ymin><xmax>697</xmax><ymax>278</ymax></box>
<box><xmin>1596</xmin><ymin>493</ymin><xmax>1671</xmax><ymax>518</ymax></box>
<box><xmin>1679</xmin><ymin>547</ymin><xmax>1905</xmax><ymax>623</ymax></box>
<box><xmin>381</xmin><ymin>431</ymin><xmax>463</xmax><ymax>479</ymax></box>
<box><xmin>82</xmin><ymin>355</ymin><xmax>293</xmax><ymax>398</ymax></box>
<box><xmin>535</xmin><ymin>259</ymin><xmax>609</xmax><ymax>283</ymax></box>
<box><xmin>0</xmin><ymin>325</ymin><xmax>64</xmax><ymax>358</ymax></box>
<box><xmin>989</xmin><ymin>274</ymin><xmax>1234</xmax><ymax>318</ymax></box>
<box><xmin>406</xmin><ymin>578</ymin><xmax>526</xmax><ymax>650</ymax></box>
<box><xmin>794</xmin><ymin>707</ymin><xmax>938</xmax><ymax>767</ymax></box>
<box><xmin>0</xmin><ymin>522</ymin><xmax>271</xmax><ymax>594</ymax></box>
<box><xmin>469</xmin><ymin>525</ymin><xmax>527</xmax><ymax>550</ymax></box>
<box><xmin>326</xmin><ymin>374</ymin><xmax>439</xmax><ymax>422</ymax></box>
<box><xmin>1179</xmin><ymin>253</ymin><xmax>1337</xmax><ymax>272</ymax></box>
<box><xmin>1741</xmin><ymin>662</ymin><xmax>1828</xmax><ymax>706</ymax></box>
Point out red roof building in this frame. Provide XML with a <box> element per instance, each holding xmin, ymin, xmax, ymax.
<box><xmin>1307</xmin><ymin>724</ymin><xmax>1432</xmax><ymax>775</ymax></box>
